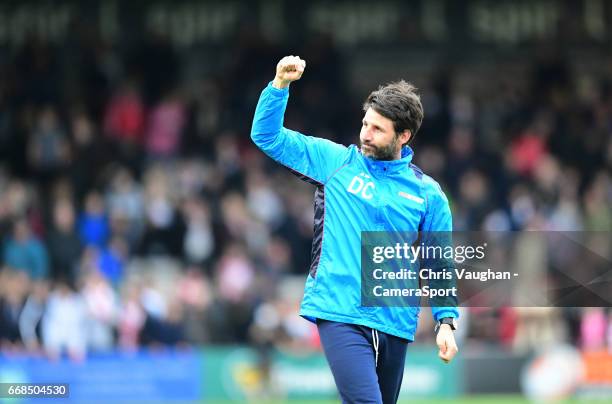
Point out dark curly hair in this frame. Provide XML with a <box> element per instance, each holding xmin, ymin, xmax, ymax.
<box><xmin>363</xmin><ymin>80</ymin><xmax>424</xmax><ymax>145</ymax></box>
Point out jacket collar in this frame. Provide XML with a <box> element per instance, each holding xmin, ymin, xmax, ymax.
<box><xmin>362</xmin><ymin>146</ymin><xmax>414</xmax><ymax>174</ymax></box>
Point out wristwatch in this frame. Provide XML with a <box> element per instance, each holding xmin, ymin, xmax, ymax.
<box><xmin>434</xmin><ymin>317</ymin><xmax>458</xmax><ymax>334</ymax></box>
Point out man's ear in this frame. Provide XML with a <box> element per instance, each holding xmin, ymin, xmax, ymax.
<box><xmin>400</xmin><ymin>130</ymin><xmax>412</xmax><ymax>145</ymax></box>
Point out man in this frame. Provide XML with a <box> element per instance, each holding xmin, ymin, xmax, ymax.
<box><xmin>251</xmin><ymin>55</ymin><xmax>458</xmax><ymax>404</ymax></box>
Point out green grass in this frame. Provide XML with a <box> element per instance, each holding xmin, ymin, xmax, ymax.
<box><xmin>116</xmin><ymin>395</ymin><xmax>612</xmax><ymax>404</ymax></box>
<box><xmin>198</xmin><ymin>396</ymin><xmax>608</xmax><ymax>404</ymax></box>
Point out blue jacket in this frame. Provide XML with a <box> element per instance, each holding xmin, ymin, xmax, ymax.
<box><xmin>251</xmin><ymin>82</ymin><xmax>458</xmax><ymax>341</ymax></box>
<box><xmin>4</xmin><ymin>237</ymin><xmax>49</xmax><ymax>280</ymax></box>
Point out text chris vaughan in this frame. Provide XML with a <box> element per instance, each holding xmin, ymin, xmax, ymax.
<box><xmin>372</xmin><ymin>268</ymin><xmax>513</xmax><ymax>282</ymax></box>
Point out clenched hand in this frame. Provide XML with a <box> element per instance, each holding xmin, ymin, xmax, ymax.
<box><xmin>272</xmin><ymin>55</ymin><xmax>306</xmax><ymax>89</ymax></box>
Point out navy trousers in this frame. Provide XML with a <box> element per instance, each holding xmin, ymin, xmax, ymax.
<box><xmin>317</xmin><ymin>319</ymin><xmax>409</xmax><ymax>404</ymax></box>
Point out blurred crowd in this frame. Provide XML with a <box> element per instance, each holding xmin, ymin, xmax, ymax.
<box><xmin>0</xmin><ymin>28</ymin><xmax>611</xmax><ymax>360</ymax></box>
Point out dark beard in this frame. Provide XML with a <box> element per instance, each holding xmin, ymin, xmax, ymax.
<box><xmin>361</xmin><ymin>136</ymin><xmax>400</xmax><ymax>161</ymax></box>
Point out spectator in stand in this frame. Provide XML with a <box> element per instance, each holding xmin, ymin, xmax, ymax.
<box><xmin>82</xmin><ymin>271</ymin><xmax>118</xmax><ymax>352</ymax></box>
<box><xmin>181</xmin><ymin>196</ymin><xmax>214</xmax><ymax>267</ymax></box>
<box><xmin>584</xmin><ymin>171</ymin><xmax>612</xmax><ymax>231</ymax></box>
<box><xmin>117</xmin><ymin>282</ymin><xmax>145</xmax><ymax>351</ymax></box>
<box><xmin>581</xmin><ymin>307</ymin><xmax>607</xmax><ymax>351</ymax></box>
<box><xmin>139</xmin><ymin>165</ymin><xmax>184</xmax><ymax>257</ymax></box>
<box><xmin>27</xmin><ymin>106</ymin><xmax>71</xmax><ymax>188</ymax></box>
<box><xmin>46</xmin><ymin>198</ymin><xmax>82</xmax><ymax>282</ymax></box>
<box><xmin>213</xmin><ymin>243</ymin><xmax>256</xmax><ymax>343</ymax></box>
<box><xmin>104</xmin><ymin>82</ymin><xmax>145</xmax><ymax>145</ymax></box>
<box><xmin>0</xmin><ymin>271</ymin><xmax>30</xmax><ymax>351</ymax></box>
<box><xmin>3</xmin><ymin>217</ymin><xmax>49</xmax><ymax>280</ymax></box>
<box><xmin>19</xmin><ymin>279</ymin><xmax>49</xmax><ymax>353</ymax></box>
<box><xmin>103</xmin><ymin>81</ymin><xmax>145</xmax><ymax>173</ymax></box>
<box><xmin>140</xmin><ymin>298</ymin><xmax>186</xmax><ymax>347</ymax></box>
<box><xmin>144</xmin><ymin>90</ymin><xmax>186</xmax><ymax>160</ymax></box>
<box><xmin>176</xmin><ymin>267</ymin><xmax>213</xmax><ymax>344</ymax></box>
<box><xmin>78</xmin><ymin>190</ymin><xmax>109</xmax><ymax>248</ymax></box>
<box><xmin>41</xmin><ymin>279</ymin><xmax>87</xmax><ymax>361</ymax></box>
<box><xmin>69</xmin><ymin>110</ymin><xmax>107</xmax><ymax>200</ymax></box>
<box><xmin>97</xmin><ymin>236</ymin><xmax>128</xmax><ymax>287</ymax></box>
<box><xmin>607</xmin><ymin>311</ymin><xmax>612</xmax><ymax>354</ymax></box>
<box><xmin>1</xmin><ymin>180</ymin><xmax>31</xmax><ymax>221</ymax></box>
<box><xmin>105</xmin><ymin>166</ymin><xmax>144</xmax><ymax>249</ymax></box>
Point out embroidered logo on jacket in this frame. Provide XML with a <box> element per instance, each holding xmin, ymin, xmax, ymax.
<box><xmin>347</xmin><ymin>173</ymin><xmax>375</xmax><ymax>200</ymax></box>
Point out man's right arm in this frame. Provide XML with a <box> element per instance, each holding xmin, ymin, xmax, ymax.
<box><xmin>250</xmin><ymin>56</ymin><xmax>348</xmax><ymax>185</ymax></box>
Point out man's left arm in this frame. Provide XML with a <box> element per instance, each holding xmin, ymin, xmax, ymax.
<box><xmin>421</xmin><ymin>177</ymin><xmax>459</xmax><ymax>363</ymax></box>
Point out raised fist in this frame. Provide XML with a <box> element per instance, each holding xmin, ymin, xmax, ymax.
<box><xmin>273</xmin><ymin>55</ymin><xmax>306</xmax><ymax>89</ymax></box>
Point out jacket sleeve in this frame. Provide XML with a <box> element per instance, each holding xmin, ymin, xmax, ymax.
<box><xmin>251</xmin><ymin>82</ymin><xmax>348</xmax><ymax>185</ymax></box>
<box><xmin>420</xmin><ymin>176</ymin><xmax>459</xmax><ymax>322</ymax></box>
